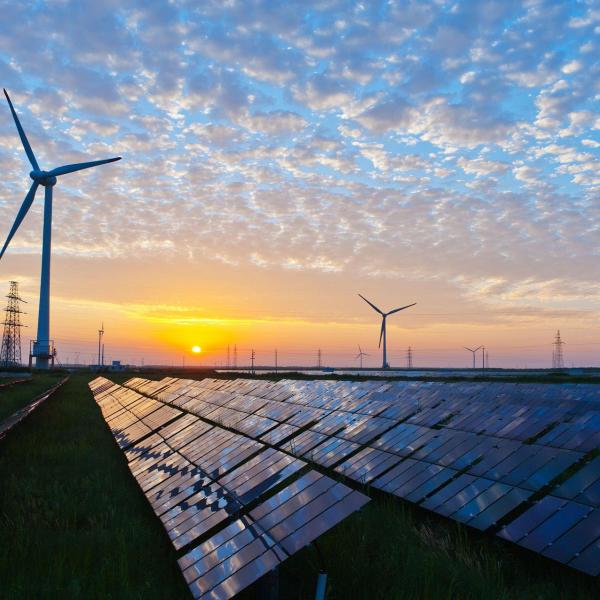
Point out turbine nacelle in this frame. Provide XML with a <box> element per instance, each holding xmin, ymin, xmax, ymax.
<box><xmin>30</xmin><ymin>170</ymin><xmax>57</xmax><ymax>187</ymax></box>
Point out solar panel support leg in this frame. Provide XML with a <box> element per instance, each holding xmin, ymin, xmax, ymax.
<box><xmin>258</xmin><ymin>566</ymin><xmax>279</xmax><ymax>600</ymax></box>
<box><xmin>314</xmin><ymin>571</ymin><xmax>328</xmax><ymax>600</ymax></box>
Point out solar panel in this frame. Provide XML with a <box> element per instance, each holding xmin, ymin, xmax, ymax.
<box><xmin>335</xmin><ymin>447</ymin><xmax>400</xmax><ymax>484</ymax></box>
<box><xmin>568</xmin><ymin>526</ymin><xmax>600</xmax><ymax>576</ymax></box>
<box><xmin>553</xmin><ymin>456</ymin><xmax>600</xmax><ymax>507</ymax></box>
<box><xmin>178</xmin><ymin>471</ymin><xmax>368</xmax><ymax>599</ymax></box>
<box><xmin>89</xmin><ymin>378</ymin><xmax>369</xmax><ymax>599</ymax></box>
<box><xmin>216</xmin><ymin>448</ymin><xmax>305</xmax><ymax>505</ymax></box>
<box><xmin>450</xmin><ymin>481</ymin><xmax>517</xmax><ymax>524</ymax></box>
<box><xmin>305</xmin><ymin>437</ymin><xmax>361</xmax><ymax>468</ymax></box>
<box><xmin>541</xmin><ymin>509</ymin><xmax>600</xmax><ymax>567</ymax></box>
<box><xmin>179</xmin><ymin>516</ymin><xmax>284</xmax><ymax>599</ymax></box>
<box><xmin>498</xmin><ymin>496</ymin><xmax>567</xmax><ymax>543</ymax></box>
<box><xmin>513</xmin><ymin>500</ymin><xmax>592</xmax><ymax>554</ymax></box>
<box><xmin>467</xmin><ymin>487</ymin><xmax>532</xmax><ymax>531</ymax></box>
<box><xmin>92</xmin><ymin>374</ymin><xmax>600</xmax><ymax>583</ymax></box>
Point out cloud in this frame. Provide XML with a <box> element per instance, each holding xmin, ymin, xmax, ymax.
<box><xmin>0</xmin><ymin>0</ymin><xmax>598</xmax><ymax>359</ymax></box>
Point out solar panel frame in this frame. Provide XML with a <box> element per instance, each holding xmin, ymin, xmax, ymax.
<box><xmin>516</xmin><ymin>501</ymin><xmax>592</xmax><ymax>553</ymax></box>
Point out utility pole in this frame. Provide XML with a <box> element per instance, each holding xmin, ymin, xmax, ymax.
<box><xmin>406</xmin><ymin>346</ymin><xmax>413</xmax><ymax>369</ymax></box>
<box><xmin>552</xmin><ymin>330</ymin><xmax>565</xmax><ymax>369</ymax></box>
<box><xmin>97</xmin><ymin>322</ymin><xmax>104</xmax><ymax>367</ymax></box>
<box><xmin>251</xmin><ymin>348</ymin><xmax>255</xmax><ymax>375</ymax></box>
<box><xmin>0</xmin><ymin>281</ymin><xmax>26</xmax><ymax>367</ymax></box>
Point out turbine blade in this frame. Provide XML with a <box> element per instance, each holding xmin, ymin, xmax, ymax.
<box><xmin>48</xmin><ymin>156</ymin><xmax>121</xmax><ymax>177</ymax></box>
<box><xmin>3</xmin><ymin>89</ymin><xmax>39</xmax><ymax>171</ymax></box>
<box><xmin>0</xmin><ymin>181</ymin><xmax>40</xmax><ymax>261</ymax></box>
<box><xmin>358</xmin><ymin>293</ymin><xmax>383</xmax><ymax>315</ymax></box>
<box><xmin>386</xmin><ymin>302</ymin><xmax>417</xmax><ymax>316</ymax></box>
<box><xmin>378</xmin><ymin>320</ymin><xmax>384</xmax><ymax>348</ymax></box>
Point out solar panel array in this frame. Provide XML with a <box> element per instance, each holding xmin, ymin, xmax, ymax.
<box><xmin>0</xmin><ymin>376</ymin><xmax>68</xmax><ymax>441</ymax></box>
<box><xmin>101</xmin><ymin>375</ymin><xmax>600</xmax><ymax>580</ymax></box>
<box><xmin>88</xmin><ymin>377</ymin><xmax>369</xmax><ymax>599</ymax></box>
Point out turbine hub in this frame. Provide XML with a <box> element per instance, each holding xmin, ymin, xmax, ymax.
<box><xmin>30</xmin><ymin>170</ymin><xmax>56</xmax><ymax>187</ymax></box>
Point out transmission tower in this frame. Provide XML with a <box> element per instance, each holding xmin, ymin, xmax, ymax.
<box><xmin>233</xmin><ymin>344</ymin><xmax>238</xmax><ymax>368</ymax></box>
<box><xmin>227</xmin><ymin>344</ymin><xmax>230</xmax><ymax>368</ymax></box>
<box><xmin>0</xmin><ymin>281</ymin><xmax>26</xmax><ymax>367</ymax></box>
<box><xmin>317</xmin><ymin>348</ymin><xmax>322</xmax><ymax>368</ymax></box>
<box><xmin>250</xmin><ymin>348</ymin><xmax>255</xmax><ymax>375</ymax></box>
<box><xmin>406</xmin><ymin>346</ymin><xmax>413</xmax><ymax>369</ymax></box>
<box><xmin>552</xmin><ymin>330</ymin><xmax>565</xmax><ymax>369</ymax></box>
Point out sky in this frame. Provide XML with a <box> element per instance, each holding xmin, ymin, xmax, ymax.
<box><xmin>0</xmin><ymin>0</ymin><xmax>598</xmax><ymax>369</ymax></box>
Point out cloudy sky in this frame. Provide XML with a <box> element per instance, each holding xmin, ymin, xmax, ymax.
<box><xmin>0</xmin><ymin>0</ymin><xmax>598</xmax><ymax>368</ymax></box>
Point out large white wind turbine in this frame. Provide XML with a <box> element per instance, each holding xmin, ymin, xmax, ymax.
<box><xmin>358</xmin><ymin>294</ymin><xmax>416</xmax><ymax>369</ymax></box>
<box><xmin>464</xmin><ymin>346</ymin><xmax>481</xmax><ymax>369</ymax></box>
<box><xmin>1</xmin><ymin>89</ymin><xmax>121</xmax><ymax>368</ymax></box>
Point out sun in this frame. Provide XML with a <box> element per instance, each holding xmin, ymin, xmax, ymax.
<box><xmin>191</xmin><ymin>345</ymin><xmax>202</xmax><ymax>353</ymax></box>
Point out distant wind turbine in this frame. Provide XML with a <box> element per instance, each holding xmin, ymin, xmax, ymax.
<box><xmin>358</xmin><ymin>294</ymin><xmax>416</xmax><ymax>369</ymax></box>
<box><xmin>464</xmin><ymin>346</ymin><xmax>481</xmax><ymax>369</ymax></box>
<box><xmin>355</xmin><ymin>345</ymin><xmax>369</xmax><ymax>369</ymax></box>
<box><xmin>1</xmin><ymin>89</ymin><xmax>121</xmax><ymax>368</ymax></box>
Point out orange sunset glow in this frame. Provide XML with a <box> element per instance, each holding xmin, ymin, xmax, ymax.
<box><xmin>0</xmin><ymin>1</ymin><xmax>597</xmax><ymax>371</ymax></box>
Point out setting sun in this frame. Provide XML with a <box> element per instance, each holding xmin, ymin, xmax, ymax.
<box><xmin>191</xmin><ymin>345</ymin><xmax>202</xmax><ymax>353</ymax></box>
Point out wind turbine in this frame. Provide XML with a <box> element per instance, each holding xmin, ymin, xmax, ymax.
<box><xmin>1</xmin><ymin>89</ymin><xmax>121</xmax><ymax>368</ymax></box>
<box><xmin>355</xmin><ymin>345</ymin><xmax>369</xmax><ymax>369</ymax></box>
<box><xmin>464</xmin><ymin>346</ymin><xmax>481</xmax><ymax>369</ymax></box>
<box><xmin>358</xmin><ymin>294</ymin><xmax>416</xmax><ymax>369</ymax></box>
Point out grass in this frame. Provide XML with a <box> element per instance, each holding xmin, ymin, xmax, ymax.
<box><xmin>0</xmin><ymin>372</ymin><xmax>189</xmax><ymax>599</ymax></box>
<box><xmin>0</xmin><ymin>370</ymin><xmax>599</xmax><ymax>599</ymax></box>
<box><xmin>0</xmin><ymin>371</ymin><xmax>66</xmax><ymax>422</ymax></box>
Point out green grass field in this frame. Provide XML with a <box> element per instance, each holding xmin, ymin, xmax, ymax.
<box><xmin>0</xmin><ymin>371</ymin><xmax>598</xmax><ymax>599</ymax></box>
<box><xmin>0</xmin><ymin>371</ymin><xmax>64</xmax><ymax>422</ymax></box>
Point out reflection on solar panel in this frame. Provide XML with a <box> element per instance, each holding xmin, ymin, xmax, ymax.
<box><xmin>91</xmin><ymin>374</ymin><xmax>600</xmax><ymax>582</ymax></box>
<box><xmin>89</xmin><ymin>376</ymin><xmax>369</xmax><ymax>598</ymax></box>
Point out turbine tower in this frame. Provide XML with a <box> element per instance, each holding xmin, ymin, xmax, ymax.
<box><xmin>0</xmin><ymin>90</ymin><xmax>121</xmax><ymax>368</ymax></box>
<box><xmin>355</xmin><ymin>345</ymin><xmax>369</xmax><ymax>369</ymax></box>
<box><xmin>464</xmin><ymin>346</ymin><xmax>481</xmax><ymax>369</ymax></box>
<box><xmin>358</xmin><ymin>294</ymin><xmax>416</xmax><ymax>369</ymax></box>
